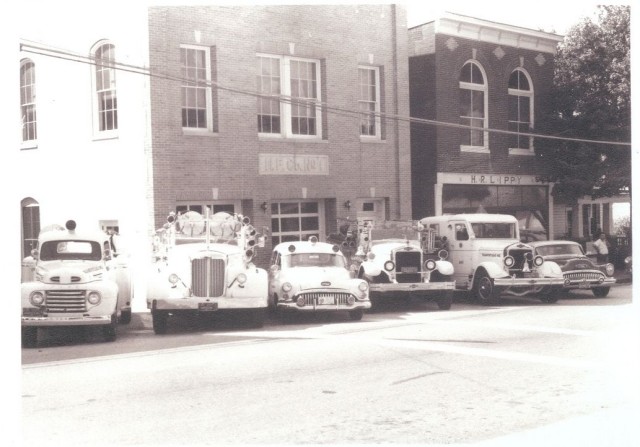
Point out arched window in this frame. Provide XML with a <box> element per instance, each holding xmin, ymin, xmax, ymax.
<box><xmin>508</xmin><ymin>68</ymin><xmax>534</xmax><ymax>153</ymax></box>
<box><xmin>93</xmin><ymin>42</ymin><xmax>118</xmax><ymax>133</ymax></box>
<box><xmin>20</xmin><ymin>59</ymin><xmax>37</xmax><ymax>143</ymax></box>
<box><xmin>459</xmin><ymin>61</ymin><xmax>488</xmax><ymax>151</ymax></box>
<box><xmin>21</xmin><ymin>198</ymin><xmax>40</xmax><ymax>259</ymax></box>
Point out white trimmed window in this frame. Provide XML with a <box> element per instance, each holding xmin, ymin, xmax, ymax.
<box><xmin>508</xmin><ymin>68</ymin><xmax>534</xmax><ymax>154</ymax></box>
<box><xmin>175</xmin><ymin>202</ymin><xmax>238</xmax><ymax>216</ymax></box>
<box><xmin>257</xmin><ymin>54</ymin><xmax>322</xmax><ymax>138</ymax></box>
<box><xmin>358</xmin><ymin>66</ymin><xmax>381</xmax><ymax>138</ymax></box>
<box><xmin>459</xmin><ymin>61</ymin><xmax>488</xmax><ymax>152</ymax></box>
<box><xmin>92</xmin><ymin>42</ymin><xmax>118</xmax><ymax>135</ymax></box>
<box><xmin>20</xmin><ymin>59</ymin><xmax>37</xmax><ymax>144</ymax></box>
<box><xmin>271</xmin><ymin>201</ymin><xmax>323</xmax><ymax>245</ymax></box>
<box><xmin>181</xmin><ymin>45</ymin><xmax>214</xmax><ymax>131</ymax></box>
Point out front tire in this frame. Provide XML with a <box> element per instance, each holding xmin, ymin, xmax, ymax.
<box><xmin>21</xmin><ymin>327</ymin><xmax>38</xmax><ymax>348</ymax></box>
<box><xmin>539</xmin><ymin>287</ymin><xmax>560</xmax><ymax>303</ymax></box>
<box><xmin>152</xmin><ymin>310</ymin><xmax>168</xmax><ymax>334</ymax></box>
<box><xmin>245</xmin><ymin>309</ymin><xmax>265</xmax><ymax>328</ymax></box>
<box><xmin>349</xmin><ymin>309</ymin><xmax>364</xmax><ymax>321</ymax></box>
<box><xmin>474</xmin><ymin>271</ymin><xmax>500</xmax><ymax>305</ymax></box>
<box><xmin>119</xmin><ymin>308</ymin><xmax>132</xmax><ymax>325</ymax></box>
<box><xmin>103</xmin><ymin>313</ymin><xmax>117</xmax><ymax>342</ymax></box>
<box><xmin>436</xmin><ymin>291</ymin><xmax>453</xmax><ymax>310</ymax></box>
<box><xmin>592</xmin><ymin>287</ymin><xmax>610</xmax><ymax>298</ymax></box>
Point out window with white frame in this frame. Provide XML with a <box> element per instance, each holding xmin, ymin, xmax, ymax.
<box><xmin>181</xmin><ymin>46</ymin><xmax>213</xmax><ymax>131</ymax></box>
<box><xmin>508</xmin><ymin>68</ymin><xmax>534</xmax><ymax>153</ymax></box>
<box><xmin>358</xmin><ymin>66</ymin><xmax>381</xmax><ymax>138</ymax></box>
<box><xmin>271</xmin><ymin>201</ymin><xmax>322</xmax><ymax>245</ymax></box>
<box><xmin>20</xmin><ymin>60</ymin><xmax>37</xmax><ymax>143</ymax></box>
<box><xmin>459</xmin><ymin>61</ymin><xmax>487</xmax><ymax>151</ymax></box>
<box><xmin>93</xmin><ymin>43</ymin><xmax>118</xmax><ymax>133</ymax></box>
<box><xmin>21</xmin><ymin>198</ymin><xmax>40</xmax><ymax>258</ymax></box>
<box><xmin>176</xmin><ymin>202</ymin><xmax>237</xmax><ymax>216</ymax></box>
<box><xmin>257</xmin><ymin>55</ymin><xmax>322</xmax><ymax>138</ymax></box>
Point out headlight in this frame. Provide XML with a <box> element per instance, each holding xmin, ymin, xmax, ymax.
<box><xmin>367</xmin><ymin>252</ymin><xmax>376</xmax><ymax>260</ymax></box>
<box><xmin>504</xmin><ymin>256</ymin><xmax>515</xmax><ymax>268</ymax></box>
<box><xmin>29</xmin><ymin>291</ymin><xmax>45</xmax><ymax>306</ymax></box>
<box><xmin>625</xmin><ymin>256</ymin><xmax>632</xmax><ymax>264</ymax></box>
<box><xmin>87</xmin><ymin>291</ymin><xmax>101</xmax><ymax>305</ymax></box>
<box><xmin>347</xmin><ymin>296</ymin><xmax>356</xmax><ymax>305</ymax></box>
<box><xmin>525</xmin><ymin>252</ymin><xmax>533</xmax><ymax>261</ymax></box>
<box><xmin>384</xmin><ymin>260</ymin><xmax>395</xmax><ymax>271</ymax></box>
<box><xmin>424</xmin><ymin>259</ymin><xmax>437</xmax><ymax>271</ymax></box>
<box><xmin>605</xmin><ymin>263</ymin><xmax>615</xmax><ymax>276</ymax></box>
<box><xmin>236</xmin><ymin>273</ymin><xmax>247</xmax><ymax>285</ymax></box>
<box><xmin>358</xmin><ymin>281</ymin><xmax>368</xmax><ymax>292</ymax></box>
<box><xmin>168</xmin><ymin>273</ymin><xmax>180</xmax><ymax>284</ymax></box>
<box><xmin>282</xmin><ymin>282</ymin><xmax>292</xmax><ymax>292</ymax></box>
<box><xmin>533</xmin><ymin>255</ymin><xmax>544</xmax><ymax>267</ymax></box>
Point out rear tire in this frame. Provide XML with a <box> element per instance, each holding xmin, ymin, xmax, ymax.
<box><xmin>152</xmin><ymin>310</ymin><xmax>168</xmax><ymax>334</ymax></box>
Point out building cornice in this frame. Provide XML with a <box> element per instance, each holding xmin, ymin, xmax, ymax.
<box><xmin>433</xmin><ymin>13</ymin><xmax>564</xmax><ymax>55</ymax></box>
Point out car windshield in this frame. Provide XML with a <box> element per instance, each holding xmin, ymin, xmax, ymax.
<box><xmin>284</xmin><ymin>253</ymin><xmax>346</xmax><ymax>268</ymax></box>
<box><xmin>39</xmin><ymin>240</ymin><xmax>103</xmax><ymax>261</ymax></box>
<box><xmin>470</xmin><ymin>222</ymin><xmax>516</xmax><ymax>239</ymax></box>
<box><xmin>535</xmin><ymin>244</ymin><xmax>584</xmax><ymax>257</ymax></box>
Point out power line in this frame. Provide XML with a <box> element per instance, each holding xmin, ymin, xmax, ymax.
<box><xmin>19</xmin><ymin>41</ymin><xmax>631</xmax><ymax>148</ymax></box>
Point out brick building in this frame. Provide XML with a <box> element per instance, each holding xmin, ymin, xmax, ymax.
<box><xmin>408</xmin><ymin>13</ymin><xmax>564</xmax><ymax>240</ymax></box>
<box><xmin>146</xmin><ymin>4</ymin><xmax>412</xmax><ymax>266</ymax></box>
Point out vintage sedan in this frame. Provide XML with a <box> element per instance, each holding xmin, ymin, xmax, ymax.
<box><xmin>529</xmin><ymin>240</ymin><xmax>616</xmax><ymax>297</ymax></box>
<box><xmin>269</xmin><ymin>237</ymin><xmax>371</xmax><ymax>321</ymax></box>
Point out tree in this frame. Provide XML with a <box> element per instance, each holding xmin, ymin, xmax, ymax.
<box><xmin>536</xmin><ymin>5</ymin><xmax>630</xmax><ymax>203</ymax></box>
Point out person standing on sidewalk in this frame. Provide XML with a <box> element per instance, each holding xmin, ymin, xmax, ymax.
<box><xmin>593</xmin><ymin>232</ymin><xmax>611</xmax><ymax>263</ymax></box>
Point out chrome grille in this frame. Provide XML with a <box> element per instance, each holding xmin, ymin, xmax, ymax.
<box><xmin>297</xmin><ymin>292</ymin><xmax>351</xmax><ymax>306</ymax></box>
<box><xmin>191</xmin><ymin>258</ymin><xmax>225</xmax><ymax>297</ymax></box>
<box><xmin>565</xmin><ymin>271</ymin><xmax>604</xmax><ymax>282</ymax></box>
<box><xmin>394</xmin><ymin>250</ymin><xmax>422</xmax><ymax>283</ymax></box>
<box><xmin>45</xmin><ymin>290</ymin><xmax>87</xmax><ymax>313</ymax></box>
<box><xmin>506</xmin><ymin>248</ymin><xmax>533</xmax><ymax>272</ymax></box>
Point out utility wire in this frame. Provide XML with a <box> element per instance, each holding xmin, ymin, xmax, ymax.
<box><xmin>20</xmin><ymin>41</ymin><xmax>631</xmax><ymax>148</ymax></box>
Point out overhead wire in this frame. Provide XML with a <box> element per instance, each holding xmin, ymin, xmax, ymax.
<box><xmin>19</xmin><ymin>40</ymin><xmax>631</xmax><ymax>148</ymax></box>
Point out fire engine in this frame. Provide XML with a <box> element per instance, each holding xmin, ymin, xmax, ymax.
<box><xmin>348</xmin><ymin>219</ymin><xmax>456</xmax><ymax>310</ymax></box>
<box><xmin>147</xmin><ymin>210</ymin><xmax>268</xmax><ymax>333</ymax></box>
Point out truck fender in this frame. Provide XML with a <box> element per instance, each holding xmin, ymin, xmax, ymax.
<box><xmin>474</xmin><ymin>261</ymin><xmax>509</xmax><ymax>281</ymax></box>
<box><xmin>360</xmin><ymin>261</ymin><xmax>382</xmax><ymax>278</ymax></box>
<box><xmin>537</xmin><ymin>260</ymin><xmax>563</xmax><ymax>277</ymax></box>
<box><xmin>435</xmin><ymin>260</ymin><xmax>454</xmax><ymax>276</ymax></box>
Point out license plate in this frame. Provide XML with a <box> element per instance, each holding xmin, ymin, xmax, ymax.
<box><xmin>317</xmin><ymin>296</ymin><xmax>335</xmax><ymax>305</ymax></box>
<box><xmin>401</xmin><ymin>267</ymin><xmax>419</xmax><ymax>273</ymax></box>
<box><xmin>579</xmin><ymin>281</ymin><xmax>590</xmax><ymax>289</ymax></box>
<box><xmin>23</xmin><ymin>307</ymin><xmax>44</xmax><ymax>317</ymax></box>
<box><xmin>198</xmin><ymin>302</ymin><xmax>218</xmax><ymax>312</ymax></box>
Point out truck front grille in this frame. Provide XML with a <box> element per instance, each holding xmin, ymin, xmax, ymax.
<box><xmin>394</xmin><ymin>250</ymin><xmax>422</xmax><ymax>283</ymax></box>
<box><xmin>191</xmin><ymin>258</ymin><xmax>225</xmax><ymax>297</ymax></box>
<box><xmin>45</xmin><ymin>290</ymin><xmax>87</xmax><ymax>313</ymax></box>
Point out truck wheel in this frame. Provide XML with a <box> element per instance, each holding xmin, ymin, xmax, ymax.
<box><xmin>436</xmin><ymin>291</ymin><xmax>453</xmax><ymax>310</ymax></box>
<box><xmin>246</xmin><ymin>309</ymin><xmax>265</xmax><ymax>328</ymax></box>
<box><xmin>474</xmin><ymin>272</ymin><xmax>499</xmax><ymax>305</ymax></box>
<box><xmin>119</xmin><ymin>308</ymin><xmax>132</xmax><ymax>325</ymax></box>
<box><xmin>152</xmin><ymin>310</ymin><xmax>168</xmax><ymax>334</ymax></box>
<box><xmin>103</xmin><ymin>313</ymin><xmax>117</xmax><ymax>342</ymax></box>
<box><xmin>592</xmin><ymin>287</ymin><xmax>610</xmax><ymax>298</ymax></box>
<box><xmin>21</xmin><ymin>327</ymin><xmax>37</xmax><ymax>348</ymax></box>
<box><xmin>349</xmin><ymin>309</ymin><xmax>364</xmax><ymax>321</ymax></box>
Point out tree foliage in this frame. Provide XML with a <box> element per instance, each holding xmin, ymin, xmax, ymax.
<box><xmin>536</xmin><ymin>5</ymin><xmax>630</xmax><ymax>203</ymax></box>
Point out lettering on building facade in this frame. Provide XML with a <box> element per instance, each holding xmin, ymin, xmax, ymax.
<box><xmin>259</xmin><ymin>154</ymin><xmax>329</xmax><ymax>175</ymax></box>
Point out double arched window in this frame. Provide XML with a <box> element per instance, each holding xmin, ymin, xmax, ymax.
<box><xmin>459</xmin><ymin>61</ymin><xmax>487</xmax><ymax>151</ymax></box>
<box><xmin>508</xmin><ymin>68</ymin><xmax>534</xmax><ymax>153</ymax></box>
<box><xmin>92</xmin><ymin>41</ymin><xmax>118</xmax><ymax>134</ymax></box>
<box><xmin>20</xmin><ymin>59</ymin><xmax>37</xmax><ymax>143</ymax></box>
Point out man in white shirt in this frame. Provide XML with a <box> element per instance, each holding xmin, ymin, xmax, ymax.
<box><xmin>593</xmin><ymin>232</ymin><xmax>610</xmax><ymax>263</ymax></box>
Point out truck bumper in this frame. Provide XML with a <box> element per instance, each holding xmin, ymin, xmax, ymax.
<box><xmin>21</xmin><ymin>315</ymin><xmax>112</xmax><ymax>327</ymax></box>
<box><xmin>152</xmin><ymin>296</ymin><xmax>267</xmax><ymax>311</ymax></box>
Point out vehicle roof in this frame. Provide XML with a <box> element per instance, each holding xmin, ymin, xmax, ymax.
<box><xmin>274</xmin><ymin>240</ymin><xmax>344</xmax><ymax>255</ymax></box>
<box><xmin>528</xmin><ymin>240</ymin><xmax>580</xmax><ymax>247</ymax></box>
<box><xmin>420</xmin><ymin>213</ymin><xmax>518</xmax><ymax>224</ymax></box>
<box><xmin>38</xmin><ymin>228</ymin><xmax>109</xmax><ymax>244</ymax></box>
